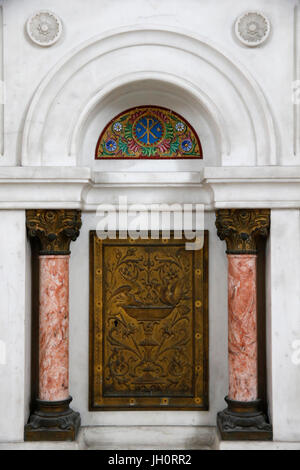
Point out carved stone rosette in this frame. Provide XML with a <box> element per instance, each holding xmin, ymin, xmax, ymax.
<box><xmin>25</xmin><ymin>209</ymin><xmax>82</xmax><ymax>442</ymax></box>
<box><xmin>215</xmin><ymin>209</ymin><xmax>272</xmax><ymax>441</ymax></box>
<box><xmin>26</xmin><ymin>11</ymin><xmax>63</xmax><ymax>47</ymax></box>
<box><xmin>26</xmin><ymin>209</ymin><xmax>82</xmax><ymax>255</ymax></box>
<box><xmin>235</xmin><ymin>12</ymin><xmax>271</xmax><ymax>48</ymax></box>
<box><xmin>215</xmin><ymin>209</ymin><xmax>270</xmax><ymax>254</ymax></box>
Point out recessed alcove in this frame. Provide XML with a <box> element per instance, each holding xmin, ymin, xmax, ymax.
<box><xmin>79</xmin><ymin>79</ymin><xmax>221</xmax><ymax>170</ymax></box>
<box><xmin>21</xmin><ymin>26</ymin><xmax>277</xmax><ymax>168</ymax></box>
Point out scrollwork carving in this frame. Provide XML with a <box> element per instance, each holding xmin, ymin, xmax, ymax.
<box><xmin>26</xmin><ymin>209</ymin><xmax>82</xmax><ymax>255</ymax></box>
<box><xmin>215</xmin><ymin>209</ymin><xmax>270</xmax><ymax>254</ymax></box>
<box><xmin>90</xmin><ymin>233</ymin><xmax>209</xmax><ymax>410</ymax></box>
<box><xmin>104</xmin><ymin>245</ymin><xmax>192</xmax><ymax>395</ymax></box>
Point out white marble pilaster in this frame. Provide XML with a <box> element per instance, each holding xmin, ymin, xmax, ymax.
<box><xmin>268</xmin><ymin>209</ymin><xmax>300</xmax><ymax>441</ymax></box>
<box><xmin>0</xmin><ymin>210</ymin><xmax>30</xmax><ymax>441</ymax></box>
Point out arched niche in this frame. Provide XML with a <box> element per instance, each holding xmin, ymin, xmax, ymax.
<box><xmin>78</xmin><ymin>77</ymin><xmax>222</xmax><ymax>171</ymax></box>
<box><xmin>22</xmin><ymin>25</ymin><xmax>277</xmax><ymax>168</ymax></box>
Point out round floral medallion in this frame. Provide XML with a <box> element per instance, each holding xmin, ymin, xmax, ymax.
<box><xmin>132</xmin><ymin>115</ymin><xmax>165</xmax><ymax>147</ymax></box>
<box><xmin>26</xmin><ymin>11</ymin><xmax>62</xmax><ymax>47</ymax></box>
<box><xmin>175</xmin><ymin>121</ymin><xmax>186</xmax><ymax>133</ymax></box>
<box><xmin>113</xmin><ymin>122</ymin><xmax>123</xmax><ymax>133</ymax></box>
<box><xmin>235</xmin><ymin>12</ymin><xmax>270</xmax><ymax>47</ymax></box>
<box><xmin>181</xmin><ymin>139</ymin><xmax>193</xmax><ymax>153</ymax></box>
<box><xmin>105</xmin><ymin>139</ymin><xmax>117</xmax><ymax>152</ymax></box>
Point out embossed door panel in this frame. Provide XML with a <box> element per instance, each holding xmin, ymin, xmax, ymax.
<box><xmin>89</xmin><ymin>233</ymin><xmax>208</xmax><ymax>410</ymax></box>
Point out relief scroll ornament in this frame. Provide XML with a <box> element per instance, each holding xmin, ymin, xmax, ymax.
<box><xmin>26</xmin><ymin>209</ymin><xmax>82</xmax><ymax>255</ymax></box>
<box><xmin>26</xmin><ymin>11</ymin><xmax>63</xmax><ymax>47</ymax></box>
<box><xmin>104</xmin><ymin>246</ymin><xmax>193</xmax><ymax>395</ymax></box>
<box><xmin>215</xmin><ymin>209</ymin><xmax>270</xmax><ymax>254</ymax></box>
<box><xmin>235</xmin><ymin>12</ymin><xmax>270</xmax><ymax>47</ymax></box>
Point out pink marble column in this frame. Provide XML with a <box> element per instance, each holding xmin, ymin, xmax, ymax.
<box><xmin>215</xmin><ymin>209</ymin><xmax>271</xmax><ymax>439</ymax></box>
<box><xmin>39</xmin><ymin>255</ymin><xmax>70</xmax><ymax>402</ymax></box>
<box><xmin>227</xmin><ymin>254</ymin><xmax>257</xmax><ymax>402</ymax></box>
<box><xmin>25</xmin><ymin>209</ymin><xmax>82</xmax><ymax>441</ymax></box>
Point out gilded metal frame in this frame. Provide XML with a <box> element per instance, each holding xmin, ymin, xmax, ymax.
<box><xmin>89</xmin><ymin>232</ymin><xmax>209</xmax><ymax>411</ymax></box>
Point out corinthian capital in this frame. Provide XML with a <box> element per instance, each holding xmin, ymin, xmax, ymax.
<box><xmin>215</xmin><ymin>209</ymin><xmax>270</xmax><ymax>254</ymax></box>
<box><xmin>26</xmin><ymin>209</ymin><xmax>82</xmax><ymax>255</ymax></box>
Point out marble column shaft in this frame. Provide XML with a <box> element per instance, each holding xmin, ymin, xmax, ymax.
<box><xmin>26</xmin><ymin>209</ymin><xmax>82</xmax><ymax>403</ymax></box>
<box><xmin>25</xmin><ymin>209</ymin><xmax>82</xmax><ymax>440</ymax></box>
<box><xmin>39</xmin><ymin>255</ymin><xmax>70</xmax><ymax>402</ymax></box>
<box><xmin>228</xmin><ymin>254</ymin><xmax>257</xmax><ymax>402</ymax></box>
<box><xmin>215</xmin><ymin>209</ymin><xmax>270</xmax><ymax>403</ymax></box>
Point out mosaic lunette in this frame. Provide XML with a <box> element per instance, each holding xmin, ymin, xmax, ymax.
<box><xmin>95</xmin><ymin>106</ymin><xmax>203</xmax><ymax>160</ymax></box>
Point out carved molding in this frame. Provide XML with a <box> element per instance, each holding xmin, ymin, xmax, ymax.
<box><xmin>26</xmin><ymin>209</ymin><xmax>82</xmax><ymax>255</ymax></box>
<box><xmin>215</xmin><ymin>209</ymin><xmax>270</xmax><ymax>254</ymax></box>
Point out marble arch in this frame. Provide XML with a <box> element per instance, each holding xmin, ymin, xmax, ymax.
<box><xmin>22</xmin><ymin>25</ymin><xmax>277</xmax><ymax>167</ymax></box>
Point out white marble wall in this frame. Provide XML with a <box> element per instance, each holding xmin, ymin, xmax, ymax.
<box><xmin>268</xmin><ymin>210</ymin><xmax>300</xmax><ymax>441</ymax></box>
<box><xmin>0</xmin><ymin>0</ymin><xmax>299</xmax><ymax>447</ymax></box>
<box><xmin>0</xmin><ymin>211</ymin><xmax>31</xmax><ymax>442</ymax></box>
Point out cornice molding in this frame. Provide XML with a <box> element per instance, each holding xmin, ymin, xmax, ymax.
<box><xmin>0</xmin><ymin>167</ymin><xmax>298</xmax><ymax>210</ymax></box>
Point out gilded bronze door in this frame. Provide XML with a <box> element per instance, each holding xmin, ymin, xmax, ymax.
<box><xmin>89</xmin><ymin>233</ymin><xmax>208</xmax><ymax>410</ymax></box>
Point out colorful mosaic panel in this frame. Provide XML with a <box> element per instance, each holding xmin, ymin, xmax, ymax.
<box><xmin>95</xmin><ymin>106</ymin><xmax>203</xmax><ymax>160</ymax></box>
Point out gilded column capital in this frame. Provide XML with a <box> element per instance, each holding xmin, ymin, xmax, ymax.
<box><xmin>215</xmin><ymin>209</ymin><xmax>270</xmax><ymax>254</ymax></box>
<box><xmin>26</xmin><ymin>209</ymin><xmax>82</xmax><ymax>255</ymax></box>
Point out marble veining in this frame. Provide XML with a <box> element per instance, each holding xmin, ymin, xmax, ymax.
<box><xmin>39</xmin><ymin>255</ymin><xmax>70</xmax><ymax>401</ymax></box>
<box><xmin>227</xmin><ymin>254</ymin><xmax>257</xmax><ymax>402</ymax></box>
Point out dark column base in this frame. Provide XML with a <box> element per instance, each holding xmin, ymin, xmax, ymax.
<box><xmin>217</xmin><ymin>396</ymin><xmax>272</xmax><ymax>441</ymax></box>
<box><xmin>24</xmin><ymin>396</ymin><xmax>81</xmax><ymax>441</ymax></box>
